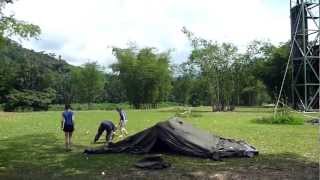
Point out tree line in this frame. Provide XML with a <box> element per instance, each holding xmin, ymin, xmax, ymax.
<box><xmin>0</xmin><ymin>33</ymin><xmax>291</xmax><ymax>111</ymax></box>
<box><xmin>0</xmin><ymin>1</ymin><xmax>292</xmax><ymax>111</ymax></box>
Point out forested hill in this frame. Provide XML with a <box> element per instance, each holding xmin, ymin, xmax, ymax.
<box><xmin>0</xmin><ymin>39</ymin><xmax>76</xmax><ymax>111</ymax></box>
<box><xmin>0</xmin><ymin>39</ymin><xmax>74</xmax><ymax>73</ymax></box>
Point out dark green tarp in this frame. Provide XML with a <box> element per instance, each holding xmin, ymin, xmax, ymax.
<box><xmin>84</xmin><ymin>117</ymin><xmax>258</xmax><ymax>160</ymax></box>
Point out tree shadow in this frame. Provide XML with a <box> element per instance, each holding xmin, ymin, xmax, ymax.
<box><xmin>0</xmin><ymin>133</ymin><xmax>318</xmax><ymax>179</ymax></box>
<box><xmin>153</xmin><ymin>152</ymin><xmax>319</xmax><ymax>180</ymax></box>
<box><xmin>0</xmin><ymin>133</ymin><xmax>140</xmax><ymax>179</ymax></box>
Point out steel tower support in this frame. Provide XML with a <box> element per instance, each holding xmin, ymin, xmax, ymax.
<box><xmin>290</xmin><ymin>0</ymin><xmax>320</xmax><ymax>111</ymax></box>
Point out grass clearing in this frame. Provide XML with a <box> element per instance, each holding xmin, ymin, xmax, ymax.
<box><xmin>0</xmin><ymin>107</ymin><xmax>319</xmax><ymax>179</ymax></box>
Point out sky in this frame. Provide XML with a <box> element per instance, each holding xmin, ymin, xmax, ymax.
<box><xmin>5</xmin><ymin>0</ymin><xmax>290</xmax><ymax>68</ymax></box>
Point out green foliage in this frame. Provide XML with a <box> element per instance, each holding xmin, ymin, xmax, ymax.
<box><xmin>241</xmin><ymin>80</ymin><xmax>271</xmax><ymax>105</ymax></box>
<box><xmin>112</xmin><ymin>46</ymin><xmax>172</xmax><ymax>108</ymax></box>
<box><xmin>171</xmin><ymin>63</ymin><xmax>195</xmax><ymax>105</ymax></box>
<box><xmin>0</xmin><ymin>22</ymin><xmax>292</xmax><ymax>112</ymax></box>
<box><xmin>183</xmin><ymin>27</ymin><xmax>240</xmax><ymax>111</ymax></box>
<box><xmin>257</xmin><ymin>42</ymin><xmax>291</xmax><ymax>99</ymax></box>
<box><xmin>104</xmin><ymin>74</ymin><xmax>127</xmax><ymax>103</ymax></box>
<box><xmin>49</xmin><ymin>103</ymin><xmax>131</xmax><ymax>111</ymax></box>
<box><xmin>255</xmin><ymin>114</ymin><xmax>304</xmax><ymax>125</ymax></box>
<box><xmin>4</xmin><ymin>88</ymin><xmax>56</xmax><ymax>111</ymax></box>
<box><xmin>0</xmin><ymin>16</ymin><xmax>40</xmax><ymax>40</ymax></box>
<box><xmin>0</xmin><ymin>39</ymin><xmax>74</xmax><ymax>105</ymax></box>
<box><xmin>255</xmin><ymin>108</ymin><xmax>304</xmax><ymax>125</ymax></box>
<box><xmin>179</xmin><ymin>28</ymin><xmax>276</xmax><ymax>109</ymax></box>
<box><xmin>48</xmin><ymin>102</ymin><xmax>177</xmax><ymax>111</ymax></box>
<box><xmin>0</xmin><ymin>1</ymin><xmax>40</xmax><ymax>46</ymax></box>
<box><xmin>171</xmin><ymin>63</ymin><xmax>211</xmax><ymax>106</ymax></box>
<box><xmin>73</xmin><ymin>62</ymin><xmax>105</xmax><ymax>104</ymax></box>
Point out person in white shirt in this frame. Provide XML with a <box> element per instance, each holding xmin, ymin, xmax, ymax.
<box><xmin>116</xmin><ymin>107</ymin><xmax>128</xmax><ymax>137</ymax></box>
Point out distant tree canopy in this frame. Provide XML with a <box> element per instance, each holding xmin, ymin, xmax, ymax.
<box><xmin>0</xmin><ymin>25</ymin><xmax>291</xmax><ymax>111</ymax></box>
<box><xmin>175</xmin><ymin>27</ymin><xmax>289</xmax><ymax>111</ymax></box>
<box><xmin>112</xmin><ymin>46</ymin><xmax>172</xmax><ymax>109</ymax></box>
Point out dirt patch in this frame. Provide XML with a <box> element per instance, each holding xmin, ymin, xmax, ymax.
<box><xmin>101</xmin><ymin>165</ymin><xmax>319</xmax><ymax>180</ymax></box>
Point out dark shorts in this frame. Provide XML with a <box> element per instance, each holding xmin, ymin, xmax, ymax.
<box><xmin>63</xmin><ymin>124</ymin><xmax>74</xmax><ymax>132</ymax></box>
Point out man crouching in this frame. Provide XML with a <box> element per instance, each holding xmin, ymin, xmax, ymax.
<box><xmin>93</xmin><ymin>120</ymin><xmax>117</xmax><ymax>145</ymax></box>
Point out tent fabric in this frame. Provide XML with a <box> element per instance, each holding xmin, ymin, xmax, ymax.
<box><xmin>134</xmin><ymin>154</ymin><xmax>171</xmax><ymax>169</ymax></box>
<box><xmin>84</xmin><ymin>117</ymin><xmax>258</xmax><ymax>160</ymax></box>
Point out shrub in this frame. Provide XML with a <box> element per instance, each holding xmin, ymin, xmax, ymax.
<box><xmin>255</xmin><ymin>110</ymin><xmax>304</xmax><ymax>125</ymax></box>
<box><xmin>4</xmin><ymin>88</ymin><xmax>56</xmax><ymax>112</ymax></box>
<box><xmin>255</xmin><ymin>106</ymin><xmax>304</xmax><ymax>125</ymax></box>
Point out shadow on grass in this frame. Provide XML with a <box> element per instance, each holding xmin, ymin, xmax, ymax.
<box><xmin>165</xmin><ymin>152</ymin><xmax>319</xmax><ymax>180</ymax></box>
<box><xmin>0</xmin><ymin>133</ymin><xmax>318</xmax><ymax>180</ymax></box>
<box><xmin>0</xmin><ymin>133</ymin><xmax>140</xmax><ymax>180</ymax></box>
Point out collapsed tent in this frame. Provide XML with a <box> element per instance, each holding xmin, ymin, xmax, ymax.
<box><xmin>84</xmin><ymin>117</ymin><xmax>258</xmax><ymax>160</ymax></box>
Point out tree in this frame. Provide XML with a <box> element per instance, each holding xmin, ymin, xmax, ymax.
<box><xmin>112</xmin><ymin>46</ymin><xmax>172</xmax><ymax>109</ymax></box>
<box><xmin>103</xmin><ymin>73</ymin><xmax>127</xmax><ymax>103</ymax></box>
<box><xmin>171</xmin><ymin>75</ymin><xmax>193</xmax><ymax>105</ymax></box>
<box><xmin>0</xmin><ymin>0</ymin><xmax>40</xmax><ymax>45</ymax></box>
<box><xmin>171</xmin><ymin>62</ymin><xmax>210</xmax><ymax>106</ymax></box>
<box><xmin>258</xmin><ymin>43</ymin><xmax>291</xmax><ymax>101</ymax></box>
<box><xmin>75</xmin><ymin>62</ymin><xmax>105</xmax><ymax>105</ymax></box>
<box><xmin>182</xmin><ymin>27</ymin><xmax>238</xmax><ymax>111</ymax></box>
<box><xmin>232</xmin><ymin>53</ymin><xmax>271</xmax><ymax>106</ymax></box>
<box><xmin>242</xmin><ymin>40</ymin><xmax>286</xmax><ymax>105</ymax></box>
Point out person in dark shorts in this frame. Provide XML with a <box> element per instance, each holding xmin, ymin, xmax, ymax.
<box><xmin>93</xmin><ymin>120</ymin><xmax>117</xmax><ymax>144</ymax></box>
<box><xmin>61</xmin><ymin>104</ymin><xmax>74</xmax><ymax>151</ymax></box>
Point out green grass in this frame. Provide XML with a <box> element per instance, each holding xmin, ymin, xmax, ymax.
<box><xmin>0</xmin><ymin>107</ymin><xmax>319</xmax><ymax>179</ymax></box>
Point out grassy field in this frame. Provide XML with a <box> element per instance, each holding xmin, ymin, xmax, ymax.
<box><xmin>0</xmin><ymin>107</ymin><xmax>319</xmax><ymax>180</ymax></box>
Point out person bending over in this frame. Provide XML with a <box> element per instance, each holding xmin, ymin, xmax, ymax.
<box><xmin>61</xmin><ymin>104</ymin><xmax>74</xmax><ymax>151</ymax></box>
<box><xmin>93</xmin><ymin>120</ymin><xmax>117</xmax><ymax>144</ymax></box>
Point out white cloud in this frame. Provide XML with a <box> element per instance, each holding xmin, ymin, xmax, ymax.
<box><xmin>4</xmin><ymin>0</ymin><xmax>290</xmax><ymax>67</ymax></box>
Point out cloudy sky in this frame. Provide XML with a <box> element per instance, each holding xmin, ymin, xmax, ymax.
<box><xmin>5</xmin><ymin>0</ymin><xmax>290</xmax><ymax>67</ymax></box>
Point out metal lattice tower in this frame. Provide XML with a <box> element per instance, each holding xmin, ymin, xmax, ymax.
<box><xmin>290</xmin><ymin>0</ymin><xmax>320</xmax><ymax>112</ymax></box>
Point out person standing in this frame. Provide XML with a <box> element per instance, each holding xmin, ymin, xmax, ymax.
<box><xmin>116</xmin><ymin>107</ymin><xmax>128</xmax><ymax>137</ymax></box>
<box><xmin>61</xmin><ymin>104</ymin><xmax>74</xmax><ymax>151</ymax></box>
